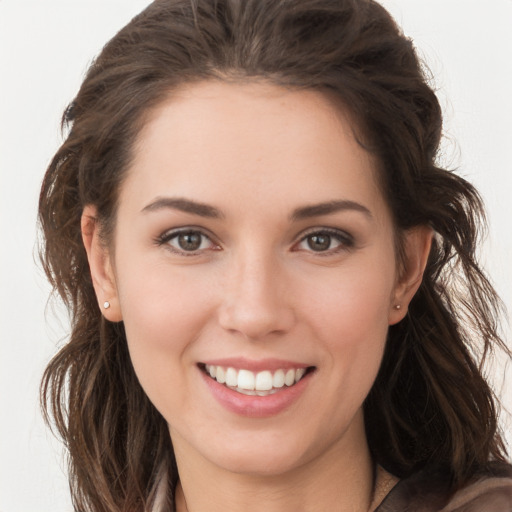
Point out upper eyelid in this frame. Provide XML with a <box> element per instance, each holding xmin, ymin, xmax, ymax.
<box><xmin>156</xmin><ymin>228</ymin><xmax>220</xmax><ymax>257</ymax></box>
<box><xmin>158</xmin><ymin>226</ymin><xmax>217</xmax><ymax>242</ymax></box>
<box><xmin>293</xmin><ymin>227</ymin><xmax>355</xmax><ymax>252</ymax></box>
<box><xmin>296</xmin><ymin>226</ymin><xmax>353</xmax><ymax>241</ymax></box>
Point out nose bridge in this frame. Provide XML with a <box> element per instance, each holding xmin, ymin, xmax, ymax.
<box><xmin>218</xmin><ymin>242</ymin><xmax>294</xmax><ymax>339</ymax></box>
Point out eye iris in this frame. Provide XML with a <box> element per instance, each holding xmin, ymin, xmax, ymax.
<box><xmin>178</xmin><ymin>232</ymin><xmax>202</xmax><ymax>251</ymax></box>
<box><xmin>307</xmin><ymin>234</ymin><xmax>331</xmax><ymax>251</ymax></box>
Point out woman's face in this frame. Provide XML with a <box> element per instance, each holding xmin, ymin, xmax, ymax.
<box><xmin>89</xmin><ymin>81</ymin><xmax>426</xmax><ymax>477</ymax></box>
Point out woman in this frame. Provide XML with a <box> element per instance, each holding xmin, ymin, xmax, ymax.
<box><xmin>38</xmin><ymin>0</ymin><xmax>512</xmax><ymax>510</ymax></box>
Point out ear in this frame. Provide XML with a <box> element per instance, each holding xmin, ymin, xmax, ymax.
<box><xmin>388</xmin><ymin>225</ymin><xmax>433</xmax><ymax>325</ymax></box>
<box><xmin>81</xmin><ymin>205</ymin><xmax>123</xmax><ymax>322</ymax></box>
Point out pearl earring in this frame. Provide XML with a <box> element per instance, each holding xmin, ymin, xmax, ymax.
<box><xmin>394</xmin><ymin>304</ymin><xmax>402</xmax><ymax>310</ymax></box>
<box><xmin>103</xmin><ymin>301</ymin><xmax>111</xmax><ymax>309</ymax></box>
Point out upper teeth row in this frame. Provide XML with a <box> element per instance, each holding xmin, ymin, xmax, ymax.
<box><xmin>205</xmin><ymin>365</ymin><xmax>307</xmax><ymax>391</ymax></box>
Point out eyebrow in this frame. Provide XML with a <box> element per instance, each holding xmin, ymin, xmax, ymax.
<box><xmin>290</xmin><ymin>200</ymin><xmax>372</xmax><ymax>221</ymax></box>
<box><xmin>141</xmin><ymin>196</ymin><xmax>371</xmax><ymax>221</ymax></box>
<box><xmin>141</xmin><ymin>197</ymin><xmax>224</xmax><ymax>218</ymax></box>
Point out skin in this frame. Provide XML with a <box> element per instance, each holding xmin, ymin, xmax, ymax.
<box><xmin>82</xmin><ymin>80</ymin><xmax>432</xmax><ymax>511</ymax></box>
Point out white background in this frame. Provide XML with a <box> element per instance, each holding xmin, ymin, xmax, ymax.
<box><xmin>1</xmin><ymin>1</ymin><xmax>511</xmax><ymax>510</ymax></box>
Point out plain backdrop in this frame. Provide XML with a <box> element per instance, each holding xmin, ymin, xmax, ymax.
<box><xmin>1</xmin><ymin>1</ymin><xmax>511</xmax><ymax>510</ymax></box>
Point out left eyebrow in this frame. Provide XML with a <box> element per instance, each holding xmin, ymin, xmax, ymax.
<box><xmin>290</xmin><ymin>200</ymin><xmax>372</xmax><ymax>221</ymax></box>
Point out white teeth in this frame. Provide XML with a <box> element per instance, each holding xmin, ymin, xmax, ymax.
<box><xmin>295</xmin><ymin>368</ymin><xmax>306</xmax><ymax>381</ymax></box>
<box><xmin>238</xmin><ymin>369</ymin><xmax>255</xmax><ymax>390</ymax></box>
<box><xmin>273</xmin><ymin>369</ymin><xmax>285</xmax><ymax>388</ymax></box>
<box><xmin>285</xmin><ymin>369</ymin><xmax>295</xmax><ymax>386</ymax></box>
<box><xmin>204</xmin><ymin>364</ymin><xmax>310</xmax><ymax>394</ymax></box>
<box><xmin>236</xmin><ymin>387</ymin><xmax>257</xmax><ymax>396</ymax></box>
<box><xmin>216</xmin><ymin>366</ymin><xmax>226</xmax><ymax>384</ymax></box>
<box><xmin>235</xmin><ymin>387</ymin><xmax>279</xmax><ymax>396</ymax></box>
<box><xmin>225</xmin><ymin>367</ymin><xmax>238</xmax><ymax>387</ymax></box>
<box><xmin>255</xmin><ymin>371</ymin><xmax>273</xmax><ymax>391</ymax></box>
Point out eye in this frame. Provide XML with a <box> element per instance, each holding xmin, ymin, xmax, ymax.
<box><xmin>296</xmin><ymin>229</ymin><xmax>354</xmax><ymax>254</ymax></box>
<box><xmin>157</xmin><ymin>228</ymin><xmax>218</xmax><ymax>255</ymax></box>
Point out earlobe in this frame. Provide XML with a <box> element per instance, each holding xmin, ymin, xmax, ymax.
<box><xmin>81</xmin><ymin>205</ymin><xmax>123</xmax><ymax>322</ymax></box>
<box><xmin>388</xmin><ymin>225</ymin><xmax>433</xmax><ymax>325</ymax></box>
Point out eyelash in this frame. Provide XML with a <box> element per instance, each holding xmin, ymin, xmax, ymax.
<box><xmin>155</xmin><ymin>228</ymin><xmax>219</xmax><ymax>256</ymax></box>
<box><xmin>295</xmin><ymin>228</ymin><xmax>355</xmax><ymax>255</ymax></box>
<box><xmin>155</xmin><ymin>227</ymin><xmax>355</xmax><ymax>256</ymax></box>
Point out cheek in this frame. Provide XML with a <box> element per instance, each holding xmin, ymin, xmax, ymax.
<box><xmin>303</xmin><ymin>255</ymin><xmax>395</xmax><ymax>393</ymax></box>
<box><xmin>117</xmin><ymin>255</ymin><xmax>214</xmax><ymax>341</ymax></box>
<box><xmin>305</xmin><ymin>256</ymin><xmax>395</xmax><ymax>340</ymax></box>
<box><xmin>114</xmin><ymin>260</ymin><xmax>214</xmax><ymax>411</ymax></box>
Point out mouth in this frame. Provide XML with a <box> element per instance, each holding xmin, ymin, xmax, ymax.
<box><xmin>199</xmin><ymin>363</ymin><xmax>316</xmax><ymax>397</ymax></box>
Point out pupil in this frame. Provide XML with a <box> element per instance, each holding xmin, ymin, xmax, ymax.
<box><xmin>308</xmin><ymin>234</ymin><xmax>331</xmax><ymax>251</ymax></box>
<box><xmin>178</xmin><ymin>232</ymin><xmax>202</xmax><ymax>251</ymax></box>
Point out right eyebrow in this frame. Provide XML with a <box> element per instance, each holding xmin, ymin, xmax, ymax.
<box><xmin>140</xmin><ymin>197</ymin><xmax>224</xmax><ymax>219</ymax></box>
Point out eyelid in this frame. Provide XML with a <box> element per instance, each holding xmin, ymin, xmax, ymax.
<box><xmin>155</xmin><ymin>226</ymin><xmax>221</xmax><ymax>255</ymax></box>
<box><xmin>293</xmin><ymin>227</ymin><xmax>355</xmax><ymax>253</ymax></box>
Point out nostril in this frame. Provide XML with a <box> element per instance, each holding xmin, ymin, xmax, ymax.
<box><xmin>217</xmin><ymin>302</ymin><xmax>296</xmax><ymax>340</ymax></box>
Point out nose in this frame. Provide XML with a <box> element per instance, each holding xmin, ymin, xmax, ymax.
<box><xmin>217</xmin><ymin>249</ymin><xmax>295</xmax><ymax>341</ymax></box>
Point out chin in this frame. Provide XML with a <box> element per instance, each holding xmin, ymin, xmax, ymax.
<box><xmin>193</xmin><ymin>423</ymin><xmax>342</xmax><ymax>478</ymax></box>
<box><xmin>209</xmin><ymin>446</ymin><xmax>309</xmax><ymax>477</ymax></box>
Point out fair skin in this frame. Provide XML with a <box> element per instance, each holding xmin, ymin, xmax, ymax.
<box><xmin>82</xmin><ymin>81</ymin><xmax>431</xmax><ymax>511</ymax></box>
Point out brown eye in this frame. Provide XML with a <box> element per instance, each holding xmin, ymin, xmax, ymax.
<box><xmin>307</xmin><ymin>234</ymin><xmax>332</xmax><ymax>251</ymax></box>
<box><xmin>177</xmin><ymin>232</ymin><xmax>203</xmax><ymax>251</ymax></box>
<box><xmin>158</xmin><ymin>229</ymin><xmax>216</xmax><ymax>254</ymax></box>
<box><xmin>296</xmin><ymin>229</ymin><xmax>354</xmax><ymax>254</ymax></box>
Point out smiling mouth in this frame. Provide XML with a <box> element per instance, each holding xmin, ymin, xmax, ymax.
<box><xmin>200</xmin><ymin>364</ymin><xmax>316</xmax><ymax>396</ymax></box>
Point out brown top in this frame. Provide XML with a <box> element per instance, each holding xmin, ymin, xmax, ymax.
<box><xmin>375</xmin><ymin>463</ymin><xmax>512</xmax><ymax>512</ymax></box>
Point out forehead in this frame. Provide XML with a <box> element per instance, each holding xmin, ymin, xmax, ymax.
<box><xmin>121</xmin><ymin>80</ymin><xmax>385</xmax><ymax>219</ymax></box>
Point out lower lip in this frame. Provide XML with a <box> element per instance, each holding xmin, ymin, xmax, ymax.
<box><xmin>200</xmin><ymin>369</ymin><xmax>313</xmax><ymax>418</ymax></box>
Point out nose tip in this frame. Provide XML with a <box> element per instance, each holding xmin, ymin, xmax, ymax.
<box><xmin>217</xmin><ymin>261</ymin><xmax>295</xmax><ymax>340</ymax></box>
<box><xmin>219</xmin><ymin>300</ymin><xmax>294</xmax><ymax>340</ymax></box>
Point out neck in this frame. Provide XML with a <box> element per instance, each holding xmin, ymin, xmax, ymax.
<box><xmin>173</xmin><ymin>413</ymin><xmax>383</xmax><ymax>512</ymax></box>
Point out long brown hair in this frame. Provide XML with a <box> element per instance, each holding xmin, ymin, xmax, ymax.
<box><xmin>39</xmin><ymin>0</ymin><xmax>509</xmax><ymax>509</ymax></box>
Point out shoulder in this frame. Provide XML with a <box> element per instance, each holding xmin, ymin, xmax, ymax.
<box><xmin>376</xmin><ymin>463</ymin><xmax>512</xmax><ymax>512</ymax></box>
<box><xmin>440</xmin><ymin>464</ymin><xmax>512</xmax><ymax>512</ymax></box>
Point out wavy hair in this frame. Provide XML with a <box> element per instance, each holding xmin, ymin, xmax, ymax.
<box><xmin>38</xmin><ymin>0</ymin><xmax>509</xmax><ymax>509</ymax></box>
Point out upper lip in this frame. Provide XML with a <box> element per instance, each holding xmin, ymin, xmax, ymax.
<box><xmin>199</xmin><ymin>357</ymin><xmax>313</xmax><ymax>372</ymax></box>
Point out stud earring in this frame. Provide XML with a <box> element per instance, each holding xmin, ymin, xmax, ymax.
<box><xmin>103</xmin><ymin>301</ymin><xmax>111</xmax><ymax>309</ymax></box>
<box><xmin>394</xmin><ymin>304</ymin><xmax>402</xmax><ymax>310</ymax></box>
